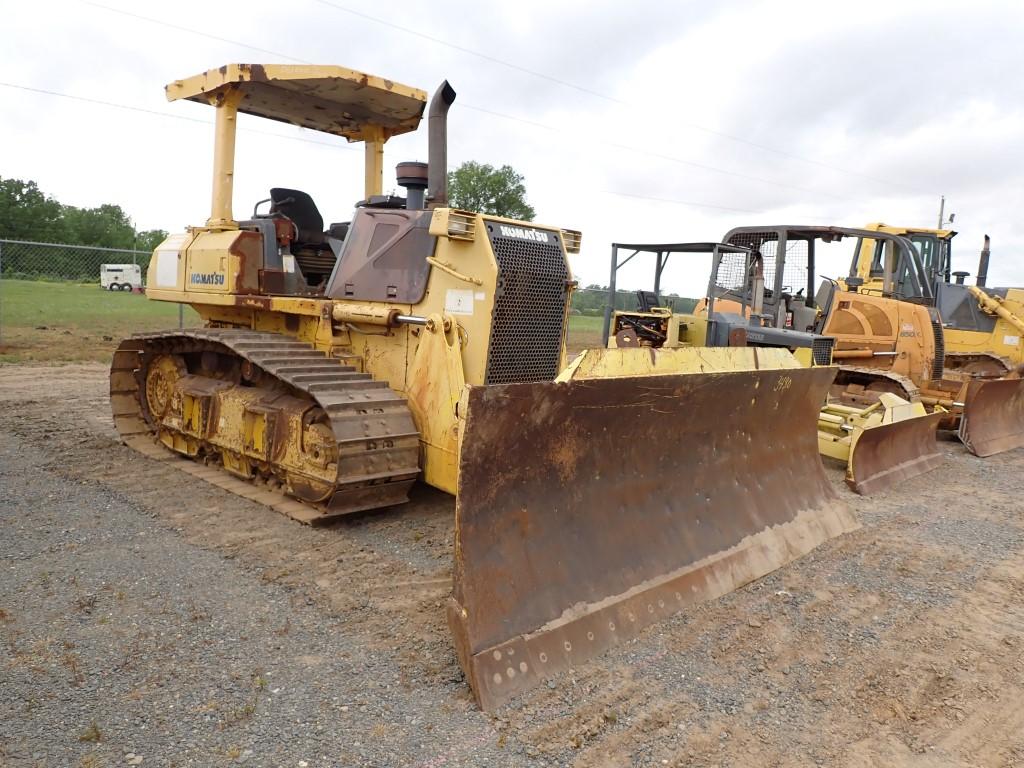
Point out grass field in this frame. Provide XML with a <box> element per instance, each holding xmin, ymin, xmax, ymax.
<box><xmin>0</xmin><ymin>279</ymin><xmax>608</xmax><ymax>364</ymax></box>
<box><xmin>566</xmin><ymin>313</ymin><xmax>604</xmax><ymax>355</ymax></box>
<box><xmin>0</xmin><ymin>280</ymin><xmax>198</xmax><ymax>363</ymax></box>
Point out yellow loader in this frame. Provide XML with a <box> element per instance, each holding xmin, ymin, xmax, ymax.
<box><xmin>853</xmin><ymin>224</ymin><xmax>1024</xmax><ymax>373</ymax></box>
<box><xmin>604</xmin><ymin>241</ymin><xmax>943</xmax><ymax>495</ymax></box>
<box><xmin>846</xmin><ymin>224</ymin><xmax>1024</xmax><ymax>455</ymax></box>
<box><xmin>109</xmin><ymin>64</ymin><xmax>857</xmax><ymax>711</ymax></box>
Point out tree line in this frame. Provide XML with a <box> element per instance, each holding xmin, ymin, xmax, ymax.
<box><xmin>571</xmin><ymin>285</ymin><xmax>698</xmax><ymax>315</ymax></box>
<box><xmin>0</xmin><ymin>177</ymin><xmax>168</xmax><ymax>252</ymax></box>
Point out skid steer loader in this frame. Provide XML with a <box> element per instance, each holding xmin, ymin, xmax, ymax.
<box><xmin>109</xmin><ymin>64</ymin><xmax>857</xmax><ymax>711</ymax></box>
<box><xmin>852</xmin><ymin>224</ymin><xmax>1024</xmax><ymax>374</ymax></box>
<box><xmin>603</xmin><ymin>242</ymin><xmax>943</xmax><ymax>495</ymax></box>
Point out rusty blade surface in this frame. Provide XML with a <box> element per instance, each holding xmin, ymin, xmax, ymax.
<box><xmin>845</xmin><ymin>412</ymin><xmax>944</xmax><ymax>495</ymax></box>
<box><xmin>958</xmin><ymin>378</ymin><xmax>1024</xmax><ymax>457</ymax></box>
<box><xmin>448</xmin><ymin>366</ymin><xmax>859</xmax><ymax>712</ymax></box>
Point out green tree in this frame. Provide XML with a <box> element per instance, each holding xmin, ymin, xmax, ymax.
<box><xmin>62</xmin><ymin>203</ymin><xmax>135</xmax><ymax>249</ymax></box>
<box><xmin>0</xmin><ymin>177</ymin><xmax>65</xmax><ymax>241</ymax></box>
<box><xmin>447</xmin><ymin>161</ymin><xmax>535</xmax><ymax>221</ymax></box>
<box><xmin>136</xmin><ymin>229</ymin><xmax>169</xmax><ymax>252</ymax></box>
<box><xmin>0</xmin><ymin>177</ymin><xmax>167</xmax><ymax>251</ymax></box>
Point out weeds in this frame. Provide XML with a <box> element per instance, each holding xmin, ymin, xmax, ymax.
<box><xmin>63</xmin><ymin>652</ymin><xmax>85</xmax><ymax>686</ymax></box>
<box><xmin>74</xmin><ymin>593</ymin><xmax>98</xmax><ymax>614</ymax></box>
<box><xmin>78</xmin><ymin>721</ymin><xmax>102</xmax><ymax>743</ymax></box>
<box><xmin>219</xmin><ymin>699</ymin><xmax>257</xmax><ymax>729</ymax></box>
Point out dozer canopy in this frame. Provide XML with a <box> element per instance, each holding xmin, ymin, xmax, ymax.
<box><xmin>166</xmin><ymin>63</ymin><xmax>427</xmax><ymax>140</ymax></box>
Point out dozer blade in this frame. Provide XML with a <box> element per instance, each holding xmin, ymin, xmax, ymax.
<box><xmin>447</xmin><ymin>350</ymin><xmax>858</xmax><ymax>712</ymax></box>
<box><xmin>846</xmin><ymin>411</ymin><xmax>944</xmax><ymax>495</ymax></box>
<box><xmin>958</xmin><ymin>377</ymin><xmax>1024</xmax><ymax>456</ymax></box>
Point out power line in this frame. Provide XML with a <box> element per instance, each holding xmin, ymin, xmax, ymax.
<box><xmin>2</xmin><ymin>78</ymin><xmax>812</xmax><ymax>217</ymax></box>
<box><xmin>462</xmin><ymin>103</ymin><xmax>853</xmax><ymax>202</ymax></box>
<box><xmin>80</xmin><ymin>0</ymin><xmax>308</xmax><ymax>64</ymax></box>
<box><xmin>310</xmin><ymin>0</ymin><xmax>920</xmax><ymax>193</ymax></box>
<box><xmin>601</xmin><ymin>190</ymin><xmax>761</xmax><ymax>214</ymax></box>
<box><xmin>311</xmin><ymin>0</ymin><xmax>619</xmax><ymax>104</ymax></box>
<box><xmin>78</xmin><ymin>0</ymin><xmax>859</xmax><ymax>204</ymax></box>
<box><xmin>0</xmin><ymin>81</ymin><xmax>207</xmax><ymax>125</ymax></box>
<box><xmin>601</xmin><ymin>189</ymin><xmax>833</xmax><ymax>222</ymax></box>
<box><xmin>0</xmin><ymin>81</ymin><xmax>359</xmax><ymax>151</ymax></box>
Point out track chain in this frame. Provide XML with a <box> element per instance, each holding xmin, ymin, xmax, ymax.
<box><xmin>109</xmin><ymin>328</ymin><xmax>420</xmax><ymax>524</ymax></box>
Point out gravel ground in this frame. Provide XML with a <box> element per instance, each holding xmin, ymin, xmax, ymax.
<box><xmin>0</xmin><ymin>431</ymin><xmax>517</xmax><ymax>768</ymax></box>
<box><xmin>2</xmin><ymin>363</ymin><xmax>1024</xmax><ymax>767</ymax></box>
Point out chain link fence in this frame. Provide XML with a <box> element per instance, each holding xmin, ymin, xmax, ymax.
<box><xmin>571</xmin><ymin>286</ymin><xmax>698</xmax><ymax>316</ymax></box>
<box><xmin>0</xmin><ymin>238</ymin><xmax>153</xmax><ymax>282</ymax></box>
<box><xmin>0</xmin><ymin>240</ymin><xmax>696</xmax><ymax>362</ymax></box>
<box><xmin>0</xmin><ymin>239</ymin><xmax>189</xmax><ymax>361</ymax></box>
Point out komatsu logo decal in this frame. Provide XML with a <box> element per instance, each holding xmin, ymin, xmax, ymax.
<box><xmin>190</xmin><ymin>272</ymin><xmax>225</xmax><ymax>286</ymax></box>
<box><xmin>499</xmin><ymin>225</ymin><xmax>551</xmax><ymax>243</ymax></box>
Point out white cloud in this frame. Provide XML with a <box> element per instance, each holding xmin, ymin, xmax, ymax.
<box><xmin>3</xmin><ymin>0</ymin><xmax>1023</xmax><ymax>295</ymax></box>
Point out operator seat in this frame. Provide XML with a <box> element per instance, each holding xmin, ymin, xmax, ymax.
<box><xmin>270</xmin><ymin>188</ymin><xmax>324</xmax><ymax>245</ymax></box>
<box><xmin>269</xmin><ymin>187</ymin><xmax>337</xmax><ymax>290</ymax></box>
<box><xmin>637</xmin><ymin>290</ymin><xmax>661</xmax><ymax>312</ymax></box>
<box><xmin>813</xmin><ymin>279</ymin><xmax>837</xmax><ymax>333</ymax></box>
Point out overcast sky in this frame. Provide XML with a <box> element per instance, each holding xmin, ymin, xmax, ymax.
<box><xmin>3</xmin><ymin>0</ymin><xmax>1023</xmax><ymax>297</ymax></box>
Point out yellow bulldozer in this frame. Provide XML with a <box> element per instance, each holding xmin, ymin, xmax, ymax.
<box><xmin>837</xmin><ymin>224</ymin><xmax>1024</xmax><ymax>455</ymax></box>
<box><xmin>607</xmin><ymin>224</ymin><xmax>1024</xmax><ymax>483</ymax></box>
<box><xmin>852</xmin><ymin>223</ymin><xmax>1024</xmax><ymax>373</ymax></box>
<box><xmin>109</xmin><ymin>64</ymin><xmax>858</xmax><ymax>711</ymax></box>
<box><xmin>602</xmin><ymin>239</ymin><xmax>944</xmax><ymax>495</ymax></box>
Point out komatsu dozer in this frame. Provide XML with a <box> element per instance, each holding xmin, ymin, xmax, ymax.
<box><xmin>721</xmin><ymin>225</ymin><xmax>1024</xmax><ymax>458</ymax></box>
<box><xmin>602</xmin><ymin>242</ymin><xmax>943</xmax><ymax>495</ymax></box>
<box><xmin>852</xmin><ymin>224</ymin><xmax>1024</xmax><ymax>374</ymax></box>
<box><xmin>109</xmin><ymin>64</ymin><xmax>857</xmax><ymax>711</ymax></box>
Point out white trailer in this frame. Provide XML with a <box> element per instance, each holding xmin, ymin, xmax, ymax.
<box><xmin>100</xmin><ymin>263</ymin><xmax>142</xmax><ymax>291</ymax></box>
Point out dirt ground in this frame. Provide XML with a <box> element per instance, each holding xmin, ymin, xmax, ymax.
<box><xmin>2</xmin><ymin>363</ymin><xmax>1024</xmax><ymax>767</ymax></box>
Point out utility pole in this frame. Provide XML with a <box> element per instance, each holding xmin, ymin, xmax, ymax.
<box><xmin>937</xmin><ymin>196</ymin><xmax>955</xmax><ymax>230</ymax></box>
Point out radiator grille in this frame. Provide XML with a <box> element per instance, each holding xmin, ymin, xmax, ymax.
<box><xmin>812</xmin><ymin>336</ymin><xmax>835</xmax><ymax>366</ymax></box>
<box><xmin>484</xmin><ymin>225</ymin><xmax>569</xmax><ymax>385</ymax></box>
<box><xmin>930</xmin><ymin>320</ymin><xmax>945</xmax><ymax>379</ymax></box>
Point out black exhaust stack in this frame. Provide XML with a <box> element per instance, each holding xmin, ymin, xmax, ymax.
<box><xmin>426</xmin><ymin>81</ymin><xmax>456</xmax><ymax>209</ymax></box>
<box><xmin>976</xmin><ymin>234</ymin><xmax>991</xmax><ymax>287</ymax></box>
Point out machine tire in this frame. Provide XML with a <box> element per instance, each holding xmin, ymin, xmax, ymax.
<box><xmin>108</xmin><ymin>283</ymin><xmax>119</xmax><ymax>291</ymax></box>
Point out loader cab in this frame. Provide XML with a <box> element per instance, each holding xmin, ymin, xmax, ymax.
<box><xmin>845</xmin><ymin>233</ymin><xmax>935</xmax><ymax>307</ymax></box>
<box><xmin>854</xmin><ymin>234</ymin><xmax>940</xmax><ymax>301</ymax></box>
<box><xmin>853</xmin><ymin>224</ymin><xmax>957</xmax><ymax>291</ymax></box>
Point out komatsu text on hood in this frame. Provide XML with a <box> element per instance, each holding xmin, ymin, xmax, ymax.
<box><xmin>498</xmin><ymin>225</ymin><xmax>552</xmax><ymax>243</ymax></box>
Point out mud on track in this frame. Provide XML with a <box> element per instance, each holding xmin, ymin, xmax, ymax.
<box><xmin>2</xmin><ymin>363</ymin><xmax>1024</xmax><ymax>767</ymax></box>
